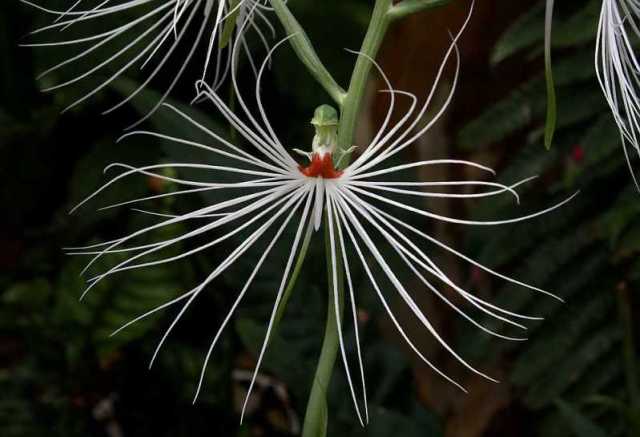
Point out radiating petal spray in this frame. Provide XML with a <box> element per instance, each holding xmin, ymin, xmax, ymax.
<box><xmin>69</xmin><ymin>6</ymin><xmax>576</xmax><ymax>425</ymax></box>
<box><xmin>22</xmin><ymin>0</ymin><xmax>275</xmax><ymax>124</ymax></box>
<box><xmin>596</xmin><ymin>0</ymin><xmax>640</xmax><ymax>187</ymax></box>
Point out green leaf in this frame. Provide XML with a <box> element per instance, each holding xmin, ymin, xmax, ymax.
<box><xmin>111</xmin><ymin>77</ymin><xmax>248</xmax><ymax>205</ymax></box>
<box><xmin>491</xmin><ymin>2</ymin><xmax>544</xmax><ymax>65</ymax></box>
<box><xmin>237</xmin><ymin>303</ymin><xmax>328</xmax><ymax>436</ymax></box>
<box><xmin>544</xmin><ymin>0</ymin><xmax>557</xmax><ymax>149</ymax></box>
<box><xmin>351</xmin><ymin>403</ymin><xmax>441</xmax><ymax>437</ymax></box>
<box><xmin>524</xmin><ymin>327</ymin><xmax>621</xmax><ymax>409</ymax></box>
<box><xmin>457</xmin><ymin>1</ymin><xmax>634</xmax><ymax>435</ymax></box>
<box><xmin>555</xmin><ymin>399</ymin><xmax>608</xmax><ymax>437</ymax></box>
<box><xmin>67</xmin><ymin>136</ymin><xmax>152</xmax><ymax>222</ymax></box>
<box><xmin>552</xmin><ymin>0</ymin><xmax>601</xmax><ymax>48</ymax></box>
<box><xmin>157</xmin><ymin>342</ymin><xmax>232</xmax><ymax>405</ymax></box>
<box><xmin>110</xmin><ymin>77</ymin><xmax>229</xmax><ymax>150</ymax></box>
<box><xmin>459</xmin><ymin>78</ymin><xmax>544</xmax><ymax>148</ymax></box>
<box><xmin>2</xmin><ymin>279</ymin><xmax>51</xmax><ymax>308</ymax></box>
<box><xmin>511</xmin><ymin>291</ymin><xmax>615</xmax><ymax>388</ymax></box>
<box><xmin>57</xmin><ymin>217</ymin><xmax>194</xmax><ymax>360</ymax></box>
<box><xmin>601</xmin><ymin>187</ymin><xmax>640</xmax><ymax>246</ymax></box>
<box><xmin>219</xmin><ymin>0</ymin><xmax>241</xmax><ymax>49</ymax></box>
<box><xmin>492</xmin><ymin>0</ymin><xmax>600</xmax><ymax>65</ymax></box>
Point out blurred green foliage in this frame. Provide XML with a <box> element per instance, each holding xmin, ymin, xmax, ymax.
<box><xmin>459</xmin><ymin>1</ymin><xmax>639</xmax><ymax>436</ymax></box>
<box><xmin>0</xmin><ymin>1</ymin><xmax>441</xmax><ymax>436</ymax></box>
<box><xmin>1</xmin><ymin>1</ymin><xmax>638</xmax><ymax>437</ymax></box>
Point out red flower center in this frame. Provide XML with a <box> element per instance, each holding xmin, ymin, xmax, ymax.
<box><xmin>299</xmin><ymin>153</ymin><xmax>343</xmax><ymax>179</ymax></box>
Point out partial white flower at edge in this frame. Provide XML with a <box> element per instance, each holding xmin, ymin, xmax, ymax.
<box><xmin>21</xmin><ymin>0</ymin><xmax>276</xmax><ymax>126</ymax></box>
<box><xmin>67</xmin><ymin>6</ymin><xmax>578</xmax><ymax>427</ymax></box>
<box><xmin>597</xmin><ymin>0</ymin><xmax>640</xmax><ymax>188</ymax></box>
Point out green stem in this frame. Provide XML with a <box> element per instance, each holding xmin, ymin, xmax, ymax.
<box><xmin>273</xmin><ymin>225</ymin><xmax>313</xmax><ymax>327</ymax></box>
<box><xmin>267</xmin><ymin>1</ymin><xmax>454</xmax><ymax>435</ymax></box>
<box><xmin>337</xmin><ymin>0</ymin><xmax>392</xmax><ymax>160</ymax></box>
<box><xmin>302</xmin><ymin>218</ymin><xmax>345</xmax><ymax>437</ymax></box>
<box><xmin>301</xmin><ymin>3</ymin><xmax>397</xmax><ymax>435</ymax></box>
<box><xmin>269</xmin><ymin>0</ymin><xmax>346</xmax><ymax>105</ymax></box>
<box><xmin>337</xmin><ymin>0</ymin><xmax>451</xmax><ymax>162</ymax></box>
<box><xmin>387</xmin><ymin>0</ymin><xmax>450</xmax><ymax>21</ymax></box>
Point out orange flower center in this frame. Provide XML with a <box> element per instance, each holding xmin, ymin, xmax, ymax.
<box><xmin>299</xmin><ymin>153</ymin><xmax>343</xmax><ymax>179</ymax></box>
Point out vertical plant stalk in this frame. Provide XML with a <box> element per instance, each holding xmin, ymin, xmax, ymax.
<box><xmin>300</xmin><ymin>2</ymin><xmax>392</xmax><ymax>434</ymax></box>
<box><xmin>266</xmin><ymin>1</ymin><xmax>452</xmax><ymax>435</ymax></box>
<box><xmin>337</xmin><ymin>0</ymin><xmax>450</xmax><ymax>165</ymax></box>
<box><xmin>301</xmin><ymin>218</ymin><xmax>345</xmax><ymax>437</ymax></box>
<box><xmin>337</xmin><ymin>0</ymin><xmax>392</xmax><ymax>161</ymax></box>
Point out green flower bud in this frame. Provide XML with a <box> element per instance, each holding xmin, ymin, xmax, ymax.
<box><xmin>311</xmin><ymin>104</ymin><xmax>339</xmax><ymax>127</ymax></box>
<box><xmin>311</xmin><ymin>105</ymin><xmax>339</xmax><ymax>154</ymax></box>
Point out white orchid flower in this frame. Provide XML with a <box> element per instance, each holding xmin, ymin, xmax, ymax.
<box><xmin>68</xmin><ymin>12</ymin><xmax>576</xmax><ymax>426</ymax></box>
<box><xmin>596</xmin><ymin>0</ymin><xmax>640</xmax><ymax>187</ymax></box>
<box><xmin>21</xmin><ymin>0</ymin><xmax>276</xmax><ymax>125</ymax></box>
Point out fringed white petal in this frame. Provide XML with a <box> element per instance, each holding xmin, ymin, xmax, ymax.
<box><xmin>240</xmin><ymin>183</ymin><xmax>314</xmax><ymax>423</ymax></box>
<box><xmin>596</xmin><ymin>0</ymin><xmax>640</xmax><ymax>188</ymax></box>
<box><xmin>23</xmin><ymin>0</ymin><xmax>276</xmax><ymax>120</ymax></box>
<box><xmin>195</xmin><ymin>183</ymin><xmax>314</xmax><ymax>404</ymax></box>
<box><xmin>148</xmin><ymin>182</ymin><xmax>310</xmax><ymax>370</ymax></box>
<box><xmin>78</xmin><ymin>181</ymin><xmax>303</xmax><ymax>298</ymax></box>
<box><xmin>328</xmin><ymin>191</ymin><xmax>369</xmax><ymax>424</ymax></box>
<box><xmin>326</xmin><ymin>185</ymin><xmax>365</xmax><ymax>426</ymax></box>
<box><xmin>330</xmin><ymin>184</ymin><xmax>499</xmax><ymax>385</ymax></box>
<box><xmin>65</xmin><ymin>0</ymin><xmax>578</xmax><ymax>420</ymax></box>
<box><xmin>328</xmin><ymin>184</ymin><xmax>469</xmax><ymax>393</ymax></box>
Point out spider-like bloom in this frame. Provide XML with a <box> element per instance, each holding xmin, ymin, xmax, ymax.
<box><xmin>22</xmin><ymin>0</ymin><xmax>275</xmax><ymax>123</ymax></box>
<box><xmin>596</xmin><ymin>0</ymin><xmax>640</xmax><ymax>187</ymax></box>
<box><xmin>69</xmin><ymin>14</ymin><xmax>575</xmax><ymax>425</ymax></box>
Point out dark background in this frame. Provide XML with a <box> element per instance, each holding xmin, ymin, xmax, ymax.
<box><xmin>1</xmin><ymin>1</ymin><xmax>638</xmax><ymax>436</ymax></box>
